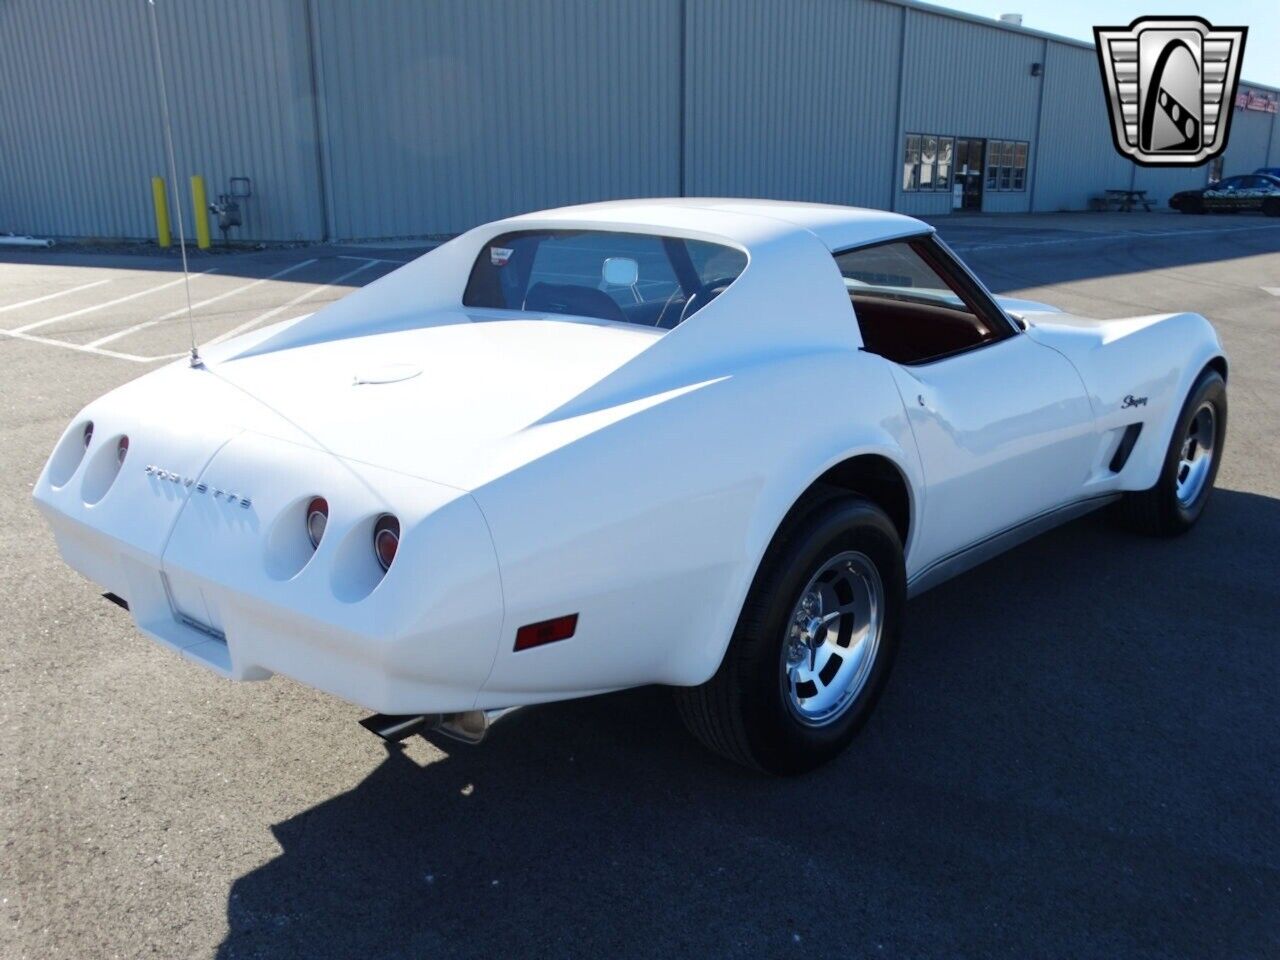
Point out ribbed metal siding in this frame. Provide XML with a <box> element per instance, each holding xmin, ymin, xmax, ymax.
<box><xmin>1032</xmin><ymin>42</ymin><xmax>1131</xmax><ymax>212</ymax></box>
<box><xmin>311</xmin><ymin>0</ymin><xmax>680</xmax><ymax>240</ymax></box>
<box><xmin>895</xmin><ymin>9</ymin><xmax>1042</xmax><ymax>215</ymax></box>
<box><xmin>1220</xmin><ymin>106</ymin><xmax>1275</xmax><ymax>174</ymax></box>
<box><xmin>683</xmin><ymin>0</ymin><xmax>901</xmax><ymax>209</ymax></box>
<box><xmin>0</xmin><ymin>0</ymin><xmax>322</xmax><ymax>242</ymax></box>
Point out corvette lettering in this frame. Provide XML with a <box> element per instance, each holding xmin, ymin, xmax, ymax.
<box><xmin>144</xmin><ymin>465</ymin><xmax>252</xmax><ymax>508</ymax></box>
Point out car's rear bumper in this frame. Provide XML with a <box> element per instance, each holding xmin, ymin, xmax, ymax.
<box><xmin>34</xmin><ymin>423</ymin><xmax>505</xmax><ymax>715</ymax></box>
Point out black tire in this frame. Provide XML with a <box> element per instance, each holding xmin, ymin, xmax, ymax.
<box><xmin>1182</xmin><ymin>196</ymin><xmax>1204</xmax><ymax>215</ymax></box>
<box><xmin>1262</xmin><ymin>198</ymin><xmax>1280</xmax><ymax>218</ymax></box>
<box><xmin>675</xmin><ymin>491</ymin><xmax>905</xmax><ymax>774</ymax></box>
<box><xmin>1113</xmin><ymin>368</ymin><xmax>1226</xmax><ymax>536</ymax></box>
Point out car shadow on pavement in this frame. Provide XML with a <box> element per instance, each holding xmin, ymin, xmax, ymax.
<box><xmin>217</xmin><ymin>489</ymin><xmax>1279</xmax><ymax>960</ymax></box>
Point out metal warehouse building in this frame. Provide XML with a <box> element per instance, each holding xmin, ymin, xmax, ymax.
<box><xmin>2</xmin><ymin>0</ymin><xmax>1278</xmax><ymax>243</ymax></box>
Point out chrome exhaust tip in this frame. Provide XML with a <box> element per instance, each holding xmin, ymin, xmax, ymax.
<box><xmin>358</xmin><ymin>713</ymin><xmax>439</xmax><ymax>742</ymax></box>
<box><xmin>360</xmin><ymin>707</ymin><xmax>520</xmax><ymax>745</ymax></box>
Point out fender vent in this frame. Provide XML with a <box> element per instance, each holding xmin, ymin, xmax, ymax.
<box><xmin>1109</xmin><ymin>423</ymin><xmax>1143</xmax><ymax>473</ymax></box>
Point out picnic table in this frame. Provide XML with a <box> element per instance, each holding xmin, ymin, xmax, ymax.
<box><xmin>1092</xmin><ymin>189</ymin><xmax>1155</xmax><ymax>212</ymax></box>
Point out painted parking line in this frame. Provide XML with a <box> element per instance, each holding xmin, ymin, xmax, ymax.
<box><xmin>86</xmin><ymin>258</ymin><xmax>319</xmax><ymax>348</ymax></box>
<box><xmin>10</xmin><ymin>269</ymin><xmax>218</xmax><ymax>333</ymax></box>
<box><xmin>1263</xmin><ymin>287</ymin><xmax>1280</xmax><ymax>297</ymax></box>
<box><xmin>0</xmin><ymin>277</ymin><xmax>114</xmax><ymax>314</ymax></box>
<box><xmin>206</xmin><ymin>259</ymin><xmax>380</xmax><ymax>346</ymax></box>
<box><xmin>0</xmin><ymin>326</ymin><xmax>160</xmax><ymax>363</ymax></box>
<box><xmin>336</xmin><ymin>254</ymin><xmax>410</xmax><ymax>265</ymax></box>
<box><xmin>949</xmin><ymin>222</ymin><xmax>1280</xmax><ymax>253</ymax></box>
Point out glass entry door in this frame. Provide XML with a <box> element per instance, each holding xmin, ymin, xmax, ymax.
<box><xmin>953</xmin><ymin>139</ymin><xmax>985</xmax><ymax>211</ymax></box>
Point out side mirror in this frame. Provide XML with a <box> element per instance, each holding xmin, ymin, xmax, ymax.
<box><xmin>602</xmin><ymin>257</ymin><xmax>639</xmax><ymax>288</ymax></box>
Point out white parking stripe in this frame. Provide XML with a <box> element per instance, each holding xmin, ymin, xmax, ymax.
<box><xmin>1263</xmin><ymin>286</ymin><xmax>1280</xmax><ymax>297</ymax></box>
<box><xmin>0</xmin><ymin>327</ymin><xmax>161</xmax><ymax>363</ymax></box>
<box><xmin>11</xmin><ymin>269</ymin><xmax>218</xmax><ymax>333</ymax></box>
<box><xmin>950</xmin><ymin>222</ymin><xmax>1280</xmax><ymax>253</ymax></box>
<box><xmin>0</xmin><ymin>277</ymin><xmax>114</xmax><ymax>314</ymax></box>
<box><xmin>336</xmin><ymin>254</ymin><xmax>410</xmax><ymax>265</ymax></box>
<box><xmin>86</xmin><ymin>259</ymin><xmax>319</xmax><ymax>349</ymax></box>
<box><xmin>205</xmin><ymin>260</ymin><xmax>379</xmax><ymax>346</ymax></box>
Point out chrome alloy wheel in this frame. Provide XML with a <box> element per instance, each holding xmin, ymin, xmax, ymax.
<box><xmin>781</xmin><ymin>551</ymin><xmax>884</xmax><ymax>728</ymax></box>
<box><xmin>1175</xmin><ymin>402</ymin><xmax>1217</xmax><ymax>507</ymax></box>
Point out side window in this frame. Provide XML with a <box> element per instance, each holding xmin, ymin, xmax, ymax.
<box><xmin>835</xmin><ymin>239</ymin><xmax>1014</xmax><ymax>365</ymax></box>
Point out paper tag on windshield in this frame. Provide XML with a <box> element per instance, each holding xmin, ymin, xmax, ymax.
<box><xmin>490</xmin><ymin>246</ymin><xmax>514</xmax><ymax>267</ymax></box>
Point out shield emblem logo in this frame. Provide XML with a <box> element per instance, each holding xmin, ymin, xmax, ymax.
<box><xmin>1094</xmin><ymin>17</ymin><xmax>1248</xmax><ymax>166</ymax></box>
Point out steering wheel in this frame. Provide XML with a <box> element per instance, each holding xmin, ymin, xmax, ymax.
<box><xmin>655</xmin><ymin>277</ymin><xmax>737</xmax><ymax>329</ymax></box>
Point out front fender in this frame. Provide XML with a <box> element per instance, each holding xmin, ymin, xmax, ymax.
<box><xmin>1026</xmin><ymin>311</ymin><xmax>1225</xmax><ymax>490</ymax></box>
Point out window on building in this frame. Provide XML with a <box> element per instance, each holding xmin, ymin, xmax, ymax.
<box><xmin>983</xmin><ymin>139</ymin><xmax>1030</xmax><ymax>192</ymax></box>
<box><xmin>903</xmin><ymin>135</ymin><xmax>921</xmax><ymax>191</ymax></box>
<box><xmin>903</xmin><ymin>133</ymin><xmax>962</xmax><ymax>193</ymax></box>
<box><xmin>920</xmin><ymin>136</ymin><xmax>937</xmax><ymax>189</ymax></box>
<box><xmin>906</xmin><ymin>134</ymin><xmax>1028</xmax><ymax>194</ymax></box>
<box><xmin>936</xmin><ymin>137</ymin><xmax>953</xmax><ymax>191</ymax></box>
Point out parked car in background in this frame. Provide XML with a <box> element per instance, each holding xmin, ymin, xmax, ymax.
<box><xmin>1170</xmin><ymin>174</ymin><xmax>1280</xmax><ymax>215</ymax></box>
<box><xmin>1255</xmin><ymin>167</ymin><xmax>1280</xmax><ymax>178</ymax></box>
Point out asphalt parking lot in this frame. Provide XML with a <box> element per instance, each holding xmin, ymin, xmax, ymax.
<box><xmin>2</xmin><ymin>211</ymin><xmax>1278</xmax><ymax>959</ymax></box>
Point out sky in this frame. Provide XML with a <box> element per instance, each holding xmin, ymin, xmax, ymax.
<box><xmin>933</xmin><ymin>1</ymin><xmax>1280</xmax><ymax>89</ymax></box>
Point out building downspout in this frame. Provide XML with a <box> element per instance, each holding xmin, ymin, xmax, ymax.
<box><xmin>304</xmin><ymin>0</ymin><xmax>333</xmax><ymax>242</ymax></box>
<box><xmin>890</xmin><ymin>6</ymin><xmax>909</xmax><ymax>212</ymax></box>
<box><xmin>678</xmin><ymin>0</ymin><xmax>687</xmax><ymax>197</ymax></box>
<box><xmin>1027</xmin><ymin>38</ymin><xmax>1048</xmax><ymax>211</ymax></box>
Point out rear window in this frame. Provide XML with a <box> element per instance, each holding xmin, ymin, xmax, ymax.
<box><xmin>463</xmin><ymin>230</ymin><xmax>746</xmax><ymax>329</ymax></box>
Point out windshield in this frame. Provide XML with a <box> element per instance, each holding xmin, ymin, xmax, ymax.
<box><xmin>463</xmin><ymin>230</ymin><xmax>747</xmax><ymax>329</ymax></box>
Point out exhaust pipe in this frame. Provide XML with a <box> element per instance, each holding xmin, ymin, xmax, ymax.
<box><xmin>360</xmin><ymin>707</ymin><xmax>520</xmax><ymax>745</ymax></box>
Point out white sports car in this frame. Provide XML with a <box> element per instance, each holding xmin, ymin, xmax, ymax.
<box><xmin>34</xmin><ymin>200</ymin><xmax>1227</xmax><ymax>773</ymax></box>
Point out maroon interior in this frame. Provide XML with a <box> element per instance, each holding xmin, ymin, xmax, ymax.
<box><xmin>850</xmin><ymin>293</ymin><xmax>993</xmax><ymax>365</ymax></box>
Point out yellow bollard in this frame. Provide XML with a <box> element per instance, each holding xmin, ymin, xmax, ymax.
<box><xmin>190</xmin><ymin>174</ymin><xmax>211</xmax><ymax>249</ymax></box>
<box><xmin>151</xmin><ymin>176</ymin><xmax>171</xmax><ymax>248</ymax></box>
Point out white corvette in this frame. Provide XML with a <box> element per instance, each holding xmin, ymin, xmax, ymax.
<box><xmin>34</xmin><ymin>200</ymin><xmax>1227</xmax><ymax>773</ymax></box>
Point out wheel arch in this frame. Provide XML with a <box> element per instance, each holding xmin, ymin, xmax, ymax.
<box><xmin>674</xmin><ymin>446</ymin><xmax>919</xmax><ymax>688</ymax></box>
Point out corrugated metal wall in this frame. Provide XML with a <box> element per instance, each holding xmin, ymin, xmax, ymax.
<box><xmin>683</xmin><ymin>0</ymin><xmax>901</xmax><ymax>209</ymax></box>
<box><xmin>0</xmin><ymin>0</ymin><xmax>322</xmax><ymax>242</ymax></box>
<box><xmin>310</xmin><ymin>0</ymin><xmax>681</xmax><ymax>240</ymax></box>
<box><xmin>1220</xmin><ymin>104</ymin><xmax>1275</xmax><ymax>174</ymax></box>
<box><xmin>896</xmin><ymin>8</ymin><xmax>1043</xmax><ymax>215</ymax></box>
<box><xmin>1033</xmin><ymin>43</ymin><xmax>1132</xmax><ymax>212</ymax></box>
<box><xmin>1</xmin><ymin>0</ymin><xmax>1277</xmax><ymax>241</ymax></box>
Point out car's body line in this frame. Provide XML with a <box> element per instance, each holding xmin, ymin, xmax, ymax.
<box><xmin>906</xmin><ymin>493</ymin><xmax>1121</xmax><ymax>598</ymax></box>
<box><xmin>466</xmin><ymin>490</ymin><xmax>509</xmax><ymax>709</ymax></box>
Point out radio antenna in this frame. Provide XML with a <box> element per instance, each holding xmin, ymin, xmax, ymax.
<box><xmin>145</xmin><ymin>0</ymin><xmax>202</xmax><ymax>368</ymax></box>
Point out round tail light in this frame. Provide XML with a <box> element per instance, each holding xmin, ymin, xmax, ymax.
<box><xmin>116</xmin><ymin>436</ymin><xmax>129</xmax><ymax>465</ymax></box>
<box><xmin>306</xmin><ymin>497</ymin><xmax>329</xmax><ymax>548</ymax></box>
<box><xmin>82</xmin><ymin>422</ymin><xmax>94</xmax><ymax>448</ymax></box>
<box><xmin>373</xmin><ymin>515</ymin><xmax>400</xmax><ymax>572</ymax></box>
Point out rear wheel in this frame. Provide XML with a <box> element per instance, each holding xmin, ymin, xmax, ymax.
<box><xmin>1262</xmin><ymin>197</ymin><xmax>1280</xmax><ymax>217</ymax></box>
<box><xmin>676</xmin><ymin>492</ymin><xmax>905</xmax><ymax>774</ymax></box>
<box><xmin>1113</xmin><ymin>368</ymin><xmax>1226</xmax><ymax>536</ymax></box>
